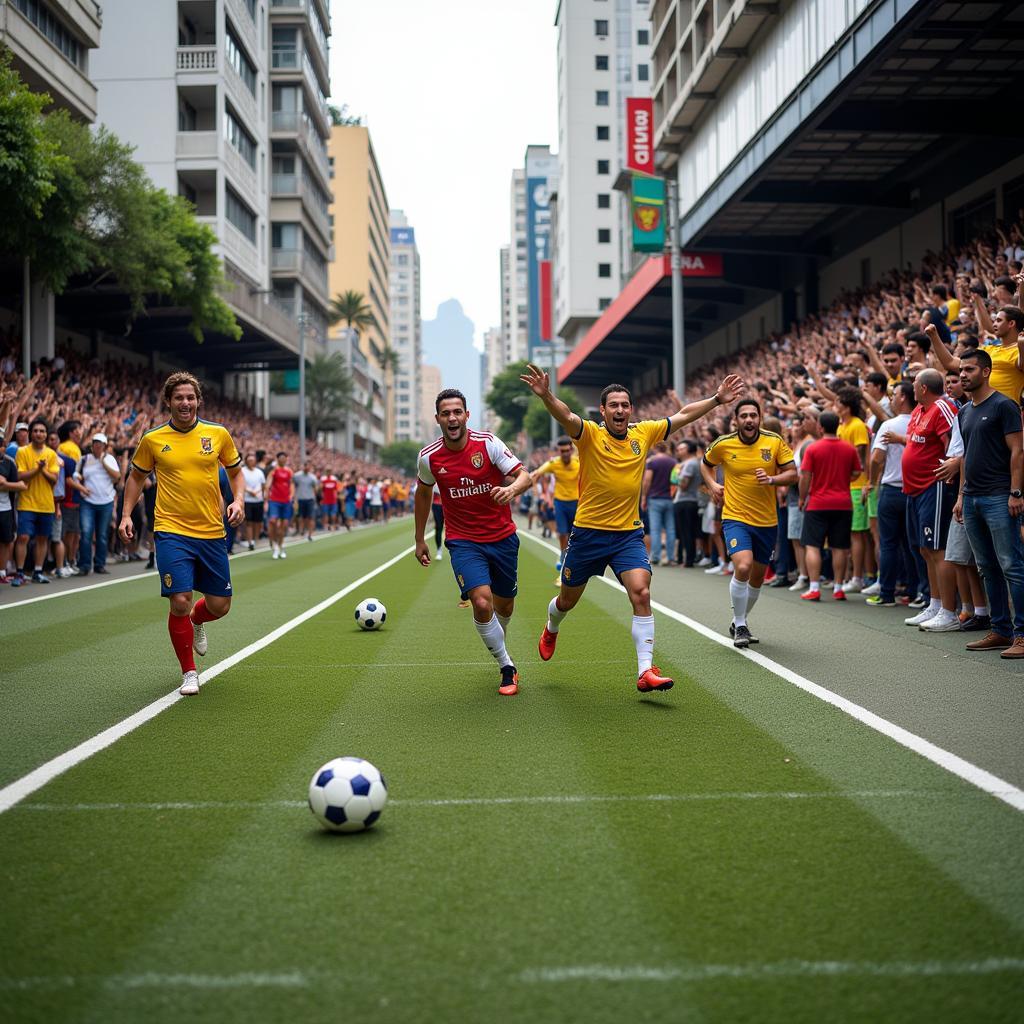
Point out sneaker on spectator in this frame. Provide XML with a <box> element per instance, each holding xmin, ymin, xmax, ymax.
<box><xmin>695</xmin><ymin>557</ymin><xmax>712</xmax><ymax>567</ymax></box>
<box><xmin>922</xmin><ymin>610</ymin><xmax>961</xmax><ymax>632</ymax></box>
<box><xmin>58</xmin><ymin>566</ymin><xmax>73</xmax><ymax>578</ymax></box>
<box><xmin>0</xmin><ymin>575</ymin><xmax>8</xmax><ymax>584</ymax></box>
<box><xmin>704</xmin><ymin>562</ymin><xmax>723</xmax><ymax>574</ymax></box>
<box><xmin>788</xmin><ymin>576</ymin><xmax>808</xmax><ymax>592</ymax></box>
<box><xmin>907</xmin><ymin>595</ymin><xmax>927</xmax><ymax>609</ymax></box>
<box><xmin>763</xmin><ymin>568</ymin><xmax>776</xmax><ymax>583</ymax></box>
<box><xmin>905</xmin><ymin>608</ymin><xmax>936</xmax><ymax>626</ymax></box>
<box><xmin>866</xmin><ymin>595</ymin><xmax>896</xmax><ymax>607</ymax></box>
<box><xmin>31</xmin><ymin>571</ymin><xmax>51</xmax><ymax>585</ymax></box>
<box><xmin>10</xmin><ymin>573</ymin><xmax>24</xmax><ymax>587</ymax></box>
<box><xmin>861</xmin><ymin>581</ymin><xmax>881</xmax><ymax>597</ymax></box>
<box><xmin>960</xmin><ymin>615</ymin><xmax>991</xmax><ymax>632</ymax></box>
<box><xmin>845</xmin><ymin>578</ymin><xmax>863</xmax><ymax>594</ymax></box>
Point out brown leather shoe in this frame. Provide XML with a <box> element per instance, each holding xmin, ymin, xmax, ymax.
<box><xmin>965</xmin><ymin>632</ymin><xmax>1012</xmax><ymax>651</ymax></box>
<box><xmin>1000</xmin><ymin>637</ymin><xmax>1024</xmax><ymax>659</ymax></box>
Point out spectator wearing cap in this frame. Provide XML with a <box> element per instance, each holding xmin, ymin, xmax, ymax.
<box><xmin>0</xmin><ymin>434</ymin><xmax>27</xmax><ymax>583</ymax></box>
<box><xmin>14</xmin><ymin>418</ymin><xmax>60</xmax><ymax>585</ymax></box>
<box><xmin>6</xmin><ymin>421</ymin><xmax>28</xmax><ymax>459</ymax></box>
<box><xmin>955</xmin><ymin>349</ymin><xmax>1024</xmax><ymax>658</ymax></box>
<box><xmin>77</xmin><ymin>432</ymin><xmax>121</xmax><ymax>576</ymax></box>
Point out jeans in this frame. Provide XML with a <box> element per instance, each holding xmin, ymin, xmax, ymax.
<box><xmin>674</xmin><ymin>501</ymin><xmax>700</xmax><ymax>566</ymax></box>
<box><xmin>878</xmin><ymin>485</ymin><xmax>918</xmax><ymax>602</ymax></box>
<box><xmin>963</xmin><ymin>493</ymin><xmax>1024</xmax><ymax>638</ymax></box>
<box><xmin>648</xmin><ymin>497</ymin><xmax>676</xmax><ymax>563</ymax></box>
<box><xmin>79</xmin><ymin>500</ymin><xmax>114</xmax><ymax>571</ymax></box>
<box><xmin>772</xmin><ymin>503</ymin><xmax>790</xmax><ymax>577</ymax></box>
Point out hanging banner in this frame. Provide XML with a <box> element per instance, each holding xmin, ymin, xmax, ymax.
<box><xmin>631</xmin><ymin>175</ymin><xmax>665</xmax><ymax>253</ymax></box>
<box><xmin>626</xmin><ymin>97</ymin><xmax>654</xmax><ymax>174</ymax></box>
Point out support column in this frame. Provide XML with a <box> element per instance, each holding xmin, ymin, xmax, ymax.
<box><xmin>30</xmin><ymin>280</ymin><xmax>55</xmax><ymax>365</ymax></box>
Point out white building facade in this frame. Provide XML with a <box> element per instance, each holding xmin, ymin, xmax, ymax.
<box><xmin>388</xmin><ymin>210</ymin><xmax>422</xmax><ymax>443</ymax></box>
<box><xmin>505</xmin><ymin>169</ymin><xmax>529</xmax><ymax>364</ymax></box>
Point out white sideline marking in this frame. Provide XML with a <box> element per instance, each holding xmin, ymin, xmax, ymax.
<box><xmin>0</xmin><ymin>544</ymin><xmax>415</xmax><ymax>815</ymax></box>
<box><xmin>521</xmin><ymin>531</ymin><xmax>1024</xmax><ymax>814</ymax></box>
<box><xmin>1</xmin><ymin>971</ymin><xmax>307</xmax><ymax>991</ymax></box>
<box><xmin>16</xmin><ymin>789</ymin><xmax>952</xmax><ymax>813</ymax></box>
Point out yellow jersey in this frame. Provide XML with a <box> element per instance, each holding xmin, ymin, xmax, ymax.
<box><xmin>15</xmin><ymin>445</ymin><xmax>61</xmax><ymax>513</ymax></box>
<box><xmin>982</xmin><ymin>343</ymin><xmax>1024</xmax><ymax>405</ymax></box>
<box><xmin>703</xmin><ymin>430</ymin><xmax>795</xmax><ymax>528</ymax></box>
<box><xmin>131</xmin><ymin>418</ymin><xmax>241</xmax><ymax>539</ymax></box>
<box><xmin>535</xmin><ymin>455</ymin><xmax>581</xmax><ymax>502</ymax></box>
<box><xmin>58</xmin><ymin>440</ymin><xmax>82</xmax><ymax>463</ymax></box>
<box><xmin>837</xmin><ymin>416</ymin><xmax>870</xmax><ymax>487</ymax></box>
<box><xmin>573</xmin><ymin>418</ymin><xmax>669</xmax><ymax>531</ymax></box>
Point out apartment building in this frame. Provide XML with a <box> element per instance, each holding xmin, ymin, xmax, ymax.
<box><xmin>505</xmin><ymin>169</ymin><xmax>528</xmax><ymax>364</ymax></box>
<box><xmin>481</xmin><ymin>326</ymin><xmax>503</xmax><ymax>431</ymax></box>
<box><xmin>388</xmin><ymin>210</ymin><xmax>422</xmax><ymax>443</ymax></box>
<box><xmin>419</xmin><ymin>363</ymin><xmax>442</xmax><ymax>446</ymax></box>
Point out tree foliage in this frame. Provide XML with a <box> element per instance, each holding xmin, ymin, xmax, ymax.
<box><xmin>305</xmin><ymin>351</ymin><xmax>353</xmax><ymax>443</ymax></box>
<box><xmin>328</xmin><ymin>290</ymin><xmax>375</xmax><ymax>332</ymax></box>
<box><xmin>485</xmin><ymin>360</ymin><xmax>532</xmax><ymax>438</ymax></box>
<box><xmin>524</xmin><ymin>386</ymin><xmax>583</xmax><ymax>444</ymax></box>
<box><xmin>379</xmin><ymin>440</ymin><xmax>422</xmax><ymax>476</ymax></box>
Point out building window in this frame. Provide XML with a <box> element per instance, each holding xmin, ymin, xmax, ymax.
<box><xmin>14</xmin><ymin>0</ymin><xmax>84</xmax><ymax>67</ymax></box>
<box><xmin>598</xmin><ymin>228</ymin><xmax>611</xmax><ymax>243</ymax></box>
<box><xmin>224</xmin><ymin>106</ymin><xmax>256</xmax><ymax>168</ymax></box>
<box><xmin>595</xmin><ymin>19</ymin><xmax>608</xmax><ymax>35</ymax></box>
<box><xmin>597</xmin><ymin>194</ymin><xmax>610</xmax><ymax>209</ymax></box>
<box><xmin>598</xmin><ymin>264</ymin><xmax>611</xmax><ymax>278</ymax></box>
<box><xmin>597</xmin><ymin>159</ymin><xmax>610</xmax><ymax>174</ymax></box>
<box><xmin>599</xmin><ymin>298</ymin><xmax>611</xmax><ymax>311</ymax></box>
<box><xmin>225</xmin><ymin>188</ymin><xmax>256</xmax><ymax>243</ymax></box>
<box><xmin>596</xmin><ymin>125</ymin><xmax>609</xmax><ymax>140</ymax></box>
<box><xmin>271</xmin><ymin>25</ymin><xmax>299</xmax><ymax>68</ymax></box>
<box><xmin>595</xmin><ymin>54</ymin><xmax>609</xmax><ymax>70</ymax></box>
<box><xmin>595</xmin><ymin>90</ymin><xmax>609</xmax><ymax>106</ymax></box>
<box><xmin>226</xmin><ymin>30</ymin><xmax>256</xmax><ymax>94</ymax></box>
<box><xmin>637</xmin><ymin>29</ymin><xmax>649</xmax><ymax>45</ymax></box>
<box><xmin>637</xmin><ymin>63</ymin><xmax>649</xmax><ymax>82</ymax></box>
<box><xmin>178</xmin><ymin>97</ymin><xmax>197</xmax><ymax>132</ymax></box>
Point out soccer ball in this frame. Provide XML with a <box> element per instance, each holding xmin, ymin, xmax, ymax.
<box><xmin>354</xmin><ymin>597</ymin><xmax>387</xmax><ymax>630</ymax></box>
<box><xmin>308</xmin><ymin>757</ymin><xmax>388</xmax><ymax>832</ymax></box>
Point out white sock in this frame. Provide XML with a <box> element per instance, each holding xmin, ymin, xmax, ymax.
<box><xmin>496</xmin><ymin>612</ymin><xmax>511</xmax><ymax>638</ymax></box>
<box><xmin>474</xmin><ymin>615</ymin><xmax>512</xmax><ymax>668</ymax></box>
<box><xmin>808</xmin><ymin>579</ymin><xmax>821</xmax><ymax>593</ymax></box>
<box><xmin>975</xmin><ymin>605</ymin><xmax>988</xmax><ymax>617</ymax></box>
<box><xmin>632</xmin><ymin>614</ymin><xmax>655</xmax><ymax>674</ymax></box>
<box><xmin>747</xmin><ymin>584</ymin><xmax>761</xmax><ymax>616</ymax></box>
<box><xmin>730</xmin><ymin>577</ymin><xmax>750</xmax><ymax>627</ymax></box>
<box><xmin>546</xmin><ymin>597</ymin><xmax>567</xmax><ymax>634</ymax></box>
<box><xmin>927</xmin><ymin>598</ymin><xmax>941</xmax><ymax>615</ymax></box>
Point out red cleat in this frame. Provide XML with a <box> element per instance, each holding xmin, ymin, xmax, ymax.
<box><xmin>637</xmin><ymin>666</ymin><xmax>674</xmax><ymax>692</ymax></box>
<box><xmin>833</xmin><ymin>590</ymin><xmax>846</xmax><ymax>601</ymax></box>
<box><xmin>801</xmin><ymin>590</ymin><xmax>820</xmax><ymax>602</ymax></box>
<box><xmin>538</xmin><ymin>626</ymin><xmax>558</xmax><ymax>662</ymax></box>
<box><xmin>499</xmin><ymin>665</ymin><xmax>519</xmax><ymax>696</ymax></box>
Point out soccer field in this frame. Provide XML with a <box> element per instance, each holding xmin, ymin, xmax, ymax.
<box><xmin>2</xmin><ymin>521</ymin><xmax>1023</xmax><ymax>1024</ymax></box>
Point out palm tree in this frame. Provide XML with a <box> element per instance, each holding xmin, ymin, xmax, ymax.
<box><xmin>328</xmin><ymin>290</ymin><xmax>375</xmax><ymax>334</ymax></box>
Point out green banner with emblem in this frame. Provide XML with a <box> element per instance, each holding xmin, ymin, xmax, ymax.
<box><xmin>631</xmin><ymin>175</ymin><xmax>665</xmax><ymax>253</ymax></box>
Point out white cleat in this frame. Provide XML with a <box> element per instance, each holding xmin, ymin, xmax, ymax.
<box><xmin>192</xmin><ymin>619</ymin><xmax>208</xmax><ymax>657</ymax></box>
<box><xmin>272</xmin><ymin>546</ymin><xmax>280</xmax><ymax>559</ymax></box>
<box><xmin>279</xmin><ymin>548</ymin><xmax>287</xmax><ymax>559</ymax></box>
<box><xmin>179</xmin><ymin>670</ymin><xmax>200</xmax><ymax>696</ymax></box>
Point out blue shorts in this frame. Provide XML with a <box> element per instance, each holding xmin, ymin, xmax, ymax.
<box><xmin>344</xmin><ymin>499</ymin><xmax>356</xmax><ymax>519</ymax></box>
<box><xmin>268</xmin><ymin>500</ymin><xmax>293</xmax><ymax>521</ymax></box>
<box><xmin>554</xmin><ymin>498</ymin><xmax>578</xmax><ymax>537</ymax></box>
<box><xmin>723</xmin><ymin>520</ymin><xmax>777</xmax><ymax>565</ymax></box>
<box><xmin>321</xmin><ymin>502</ymin><xmax>338</xmax><ymax>515</ymax></box>
<box><xmin>297</xmin><ymin>498</ymin><xmax>316</xmax><ymax>519</ymax></box>
<box><xmin>16</xmin><ymin>509</ymin><xmax>54</xmax><ymax>539</ymax></box>
<box><xmin>155</xmin><ymin>531</ymin><xmax>232</xmax><ymax>597</ymax></box>
<box><xmin>561</xmin><ymin>526</ymin><xmax>651</xmax><ymax>587</ymax></box>
<box><xmin>447</xmin><ymin>533</ymin><xmax>520</xmax><ymax>600</ymax></box>
<box><xmin>906</xmin><ymin>482</ymin><xmax>955</xmax><ymax>552</ymax></box>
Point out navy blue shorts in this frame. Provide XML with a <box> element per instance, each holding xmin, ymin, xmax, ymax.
<box><xmin>155</xmin><ymin>531</ymin><xmax>232</xmax><ymax>597</ymax></box>
<box><xmin>297</xmin><ymin>498</ymin><xmax>316</xmax><ymax>519</ymax></box>
<box><xmin>906</xmin><ymin>482</ymin><xmax>955</xmax><ymax>552</ymax></box>
<box><xmin>554</xmin><ymin>498</ymin><xmax>578</xmax><ymax>536</ymax></box>
<box><xmin>16</xmin><ymin>509</ymin><xmax>54</xmax><ymax>539</ymax></box>
<box><xmin>447</xmin><ymin>533</ymin><xmax>519</xmax><ymax>600</ymax></box>
<box><xmin>268</xmin><ymin>500</ymin><xmax>293</xmax><ymax>521</ymax></box>
<box><xmin>723</xmin><ymin>520</ymin><xmax>777</xmax><ymax>565</ymax></box>
<box><xmin>561</xmin><ymin>526</ymin><xmax>651</xmax><ymax>587</ymax></box>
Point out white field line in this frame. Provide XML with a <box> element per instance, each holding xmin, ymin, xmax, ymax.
<box><xmin>521</xmin><ymin>531</ymin><xmax>1024</xmax><ymax>815</ymax></box>
<box><xmin>15</xmin><ymin>789</ymin><xmax>957</xmax><ymax>813</ymax></box>
<box><xmin>0</xmin><ymin>519</ymin><xmax>390</xmax><ymax>611</ymax></box>
<box><xmin>0</xmin><ymin>544</ymin><xmax>415</xmax><ymax>815</ymax></box>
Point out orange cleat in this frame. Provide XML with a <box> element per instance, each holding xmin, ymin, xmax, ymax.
<box><xmin>801</xmin><ymin>590</ymin><xmax>821</xmax><ymax>602</ymax></box>
<box><xmin>637</xmin><ymin>666</ymin><xmax>674</xmax><ymax>692</ymax></box>
<box><xmin>499</xmin><ymin>665</ymin><xmax>519</xmax><ymax>696</ymax></box>
<box><xmin>538</xmin><ymin>626</ymin><xmax>558</xmax><ymax>661</ymax></box>
<box><xmin>833</xmin><ymin>590</ymin><xmax>846</xmax><ymax>601</ymax></box>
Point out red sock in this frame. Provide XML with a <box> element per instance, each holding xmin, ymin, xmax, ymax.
<box><xmin>168</xmin><ymin>613</ymin><xmax>195</xmax><ymax>673</ymax></box>
<box><xmin>190</xmin><ymin>597</ymin><xmax>222</xmax><ymax>625</ymax></box>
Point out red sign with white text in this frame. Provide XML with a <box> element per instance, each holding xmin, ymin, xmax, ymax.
<box><xmin>539</xmin><ymin>260</ymin><xmax>552</xmax><ymax>341</ymax></box>
<box><xmin>626</xmin><ymin>97</ymin><xmax>654</xmax><ymax>175</ymax></box>
<box><xmin>682</xmin><ymin>252</ymin><xmax>723</xmax><ymax>277</ymax></box>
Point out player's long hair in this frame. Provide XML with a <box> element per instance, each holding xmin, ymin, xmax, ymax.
<box><xmin>162</xmin><ymin>371</ymin><xmax>203</xmax><ymax>407</ymax></box>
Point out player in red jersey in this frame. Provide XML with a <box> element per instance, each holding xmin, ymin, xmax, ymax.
<box><xmin>266</xmin><ymin>451</ymin><xmax>294</xmax><ymax>559</ymax></box>
<box><xmin>414</xmin><ymin>388</ymin><xmax>534</xmax><ymax>695</ymax></box>
<box><xmin>320</xmin><ymin>469</ymin><xmax>341</xmax><ymax>531</ymax></box>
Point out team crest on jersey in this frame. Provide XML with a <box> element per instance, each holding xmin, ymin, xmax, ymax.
<box><xmin>630</xmin><ymin>439</ymin><xmax>641</xmax><ymax>456</ymax></box>
<box><xmin>761</xmin><ymin>448</ymin><xmax>772</xmax><ymax>462</ymax></box>
<box><xmin>163</xmin><ymin>573</ymin><xmax>172</xmax><ymax>588</ymax></box>
<box><xmin>200</xmin><ymin>436</ymin><xmax>213</xmax><ymax>454</ymax></box>
<box><xmin>471</xmin><ymin>452</ymin><xmax>484</xmax><ymax>469</ymax></box>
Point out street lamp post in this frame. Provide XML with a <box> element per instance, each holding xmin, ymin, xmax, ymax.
<box><xmin>667</xmin><ymin>178</ymin><xmax>685</xmax><ymax>397</ymax></box>
<box><xmin>296</xmin><ymin>311</ymin><xmax>309</xmax><ymax>466</ymax></box>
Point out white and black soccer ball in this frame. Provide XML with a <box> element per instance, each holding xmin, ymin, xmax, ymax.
<box><xmin>354</xmin><ymin>597</ymin><xmax>387</xmax><ymax>630</ymax></box>
<box><xmin>308</xmin><ymin>757</ymin><xmax>388</xmax><ymax>833</ymax></box>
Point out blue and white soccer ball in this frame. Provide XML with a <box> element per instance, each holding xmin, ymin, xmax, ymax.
<box><xmin>308</xmin><ymin>757</ymin><xmax>388</xmax><ymax>833</ymax></box>
<box><xmin>354</xmin><ymin>597</ymin><xmax>387</xmax><ymax>630</ymax></box>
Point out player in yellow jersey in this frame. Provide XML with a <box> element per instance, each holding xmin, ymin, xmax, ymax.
<box><xmin>118</xmin><ymin>372</ymin><xmax>245</xmax><ymax>696</ymax></box>
<box><xmin>529</xmin><ymin>435</ymin><xmax>580</xmax><ymax>581</ymax></box>
<box><xmin>701</xmin><ymin>400</ymin><xmax>796</xmax><ymax>648</ymax></box>
<box><xmin>522</xmin><ymin>365</ymin><xmax>743</xmax><ymax>693</ymax></box>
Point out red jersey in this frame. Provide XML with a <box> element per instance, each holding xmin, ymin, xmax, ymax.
<box><xmin>418</xmin><ymin>431</ymin><xmax>522</xmax><ymax>543</ymax></box>
<box><xmin>268</xmin><ymin>466</ymin><xmax>293</xmax><ymax>503</ymax></box>
<box><xmin>320</xmin><ymin>475</ymin><xmax>339</xmax><ymax>503</ymax></box>
<box><xmin>902</xmin><ymin>398</ymin><xmax>956</xmax><ymax>496</ymax></box>
<box><xmin>801</xmin><ymin>437</ymin><xmax>861</xmax><ymax>511</ymax></box>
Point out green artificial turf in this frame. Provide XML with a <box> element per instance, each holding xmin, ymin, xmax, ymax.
<box><xmin>2</xmin><ymin>525</ymin><xmax>1023</xmax><ymax>1023</ymax></box>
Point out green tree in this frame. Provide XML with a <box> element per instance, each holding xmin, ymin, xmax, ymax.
<box><xmin>379</xmin><ymin>341</ymin><xmax>401</xmax><ymax>442</ymax></box>
<box><xmin>379</xmin><ymin>440</ymin><xmax>422</xmax><ymax>476</ymax></box>
<box><xmin>485</xmin><ymin>360</ymin><xmax>532</xmax><ymax>438</ymax></box>
<box><xmin>524</xmin><ymin>386</ymin><xmax>584</xmax><ymax>444</ymax></box>
<box><xmin>328</xmin><ymin>289</ymin><xmax>375</xmax><ymax>334</ymax></box>
<box><xmin>305</xmin><ymin>351</ymin><xmax>353</xmax><ymax>443</ymax></box>
<box><xmin>327</xmin><ymin>104</ymin><xmax>363</xmax><ymax>127</ymax></box>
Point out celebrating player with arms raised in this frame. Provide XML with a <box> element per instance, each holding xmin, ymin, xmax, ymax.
<box><xmin>414</xmin><ymin>388</ymin><xmax>534</xmax><ymax>696</ymax></box>
<box><xmin>522</xmin><ymin>366</ymin><xmax>743</xmax><ymax>693</ymax></box>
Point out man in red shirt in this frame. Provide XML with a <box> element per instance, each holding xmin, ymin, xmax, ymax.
<box><xmin>892</xmin><ymin>369</ymin><xmax>960</xmax><ymax>631</ymax></box>
<box><xmin>266</xmin><ymin>451</ymin><xmax>294</xmax><ymax>559</ymax></box>
<box><xmin>320</xmin><ymin>469</ymin><xmax>341</xmax><ymax>532</ymax></box>
<box><xmin>797</xmin><ymin>411</ymin><xmax>862</xmax><ymax>601</ymax></box>
<box><xmin>414</xmin><ymin>388</ymin><xmax>534</xmax><ymax>696</ymax></box>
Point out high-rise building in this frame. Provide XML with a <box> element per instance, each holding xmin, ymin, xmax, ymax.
<box><xmin>553</xmin><ymin>0</ymin><xmax>652</xmax><ymax>350</ymax></box>
<box><xmin>481</xmin><ymin>326</ymin><xmax>503</xmax><ymax>431</ymax></box>
<box><xmin>506</xmin><ymin>169</ymin><xmax>528</xmax><ymax>364</ymax></box>
<box><xmin>388</xmin><ymin>210</ymin><xmax>422</xmax><ymax>444</ymax></box>
<box><xmin>419</xmin><ymin>363</ymin><xmax>442</xmax><ymax>446</ymax></box>
<box><xmin>0</xmin><ymin>0</ymin><xmax>102</xmax><ymax>122</ymax></box>
<box><xmin>499</xmin><ymin>246</ymin><xmax>512</xmax><ymax>369</ymax></box>
<box><xmin>523</xmin><ymin>145</ymin><xmax>559</xmax><ymax>362</ymax></box>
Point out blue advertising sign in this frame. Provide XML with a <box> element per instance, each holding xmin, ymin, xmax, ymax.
<box><xmin>390</xmin><ymin>227</ymin><xmax>415</xmax><ymax>245</ymax></box>
<box><xmin>526</xmin><ymin>177</ymin><xmax>552</xmax><ymax>358</ymax></box>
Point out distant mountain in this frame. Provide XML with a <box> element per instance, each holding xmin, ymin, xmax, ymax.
<box><xmin>422</xmin><ymin>298</ymin><xmax>484</xmax><ymax>422</ymax></box>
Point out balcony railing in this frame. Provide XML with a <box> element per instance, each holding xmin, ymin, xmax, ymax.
<box><xmin>271</xmin><ymin>249</ymin><xmax>328</xmax><ymax>298</ymax></box>
<box><xmin>175</xmin><ymin>131</ymin><xmax>218</xmax><ymax>159</ymax></box>
<box><xmin>271</xmin><ymin>172</ymin><xmax>300</xmax><ymax>194</ymax></box>
<box><xmin>176</xmin><ymin>46</ymin><xmax>217</xmax><ymax>72</ymax></box>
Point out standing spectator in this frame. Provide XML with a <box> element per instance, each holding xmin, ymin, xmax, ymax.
<box><xmin>240</xmin><ymin>452</ymin><xmax>266</xmax><ymax>551</ymax></box>
<box><xmin>836</xmin><ymin>387</ymin><xmax>872</xmax><ymax>592</ymax></box>
<box><xmin>343</xmin><ymin>473</ymin><xmax>357</xmax><ymax>525</ymax></box>
<box><xmin>642</xmin><ymin>441</ymin><xmax>678</xmax><ymax>566</ymax></box>
<box><xmin>266</xmin><ymin>451</ymin><xmax>294</xmax><ymax>559</ymax></box>
<box><xmin>77</xmin><ymin>432</ymin><xmax>121</xmax><ymax>576</ymax></box>
<box><xmin>785</xmin><ymin>409</ymin><xmax>820</xmax><ymax>592</ymax></box>
<box><xmin>6</xmin><ymin>421</ymin><xmax>28</xmax><ymax>459</ymax></box>
<box><xmin>46</xmin><ymin>429</ymin><xmax>69</xmax><ymax>578</ymax></box>
<box><xmin>369</xmin><ymin>477</ymin><xmax>383</xmax><ymax>520</ymax></box>
<box><xmin>57</xmin><ymin>419</ymin><xmax>82</xmax><ymax>464</ymax></box>
<box><xmin>14</xmin><ymin>418</ymin><xmax>60</xmax><ymax>585</ymax></box>
<box><xmin>0</xmin><ymin>436</ymin><xmax>27</xmax><ymax>583</ymax></box>
<box><xmin>293</xmin><ymin>461</ymin><xmax>319</xmax><ymax>541</ymax></box>
<box><xmin>955</xmin><ymin>349</ymin><xmax>1024</xmax><ymax>657</ymax></box>
<box><xmin>672</xmin><ymin>440</ymin><xmax>702</xmax><ymax>567</ymax></box>
<box><xmin>320</xmin><ymin>467</ymin><xmax>340</xmax><ymax>532</ymax></box>
<box><xmin>57</xmin><ymin>421</ymin><xmax>86</xmax><ymax>575</ymax></box>
<box><xmin>798</xmin><ymin>412</ymin><xmax>861</xmax><ymax>602</ymax></box>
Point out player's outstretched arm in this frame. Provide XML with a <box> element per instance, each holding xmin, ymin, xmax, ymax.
<box><xmin>413</xmin><ymin>482</ymin><xmax>433</xmax><ymax>566</ymax></box>
<box><xmin>520</xmin><ymin>364</ymin><xmax>582</xmax><ymax>438</ymax></box>
<box><xmin>118</xmin><ymin>468</ymin><xmax>147</xmax><ymax>542</ymax></box>
<box><xmin>667</xmin><ymin>374</ymin><xmax>743</xmax><ymax>434</ymax></box>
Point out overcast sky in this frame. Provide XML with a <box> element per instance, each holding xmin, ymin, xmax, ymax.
<box><xmin>330</xmin><ymin>0</ymin><xmax>558</xmax><ymax>349</ymax></box>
